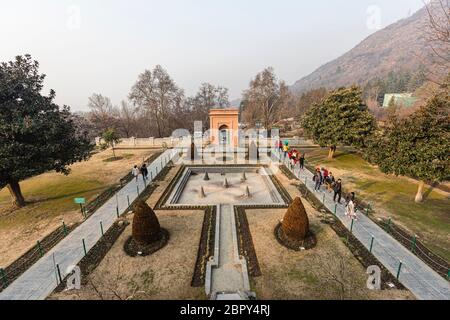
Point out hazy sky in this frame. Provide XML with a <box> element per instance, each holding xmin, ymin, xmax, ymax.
<box><xmin>1</xmin><ymin>0</ymin><xmax>425</xmax><ymax>111</ymax></box>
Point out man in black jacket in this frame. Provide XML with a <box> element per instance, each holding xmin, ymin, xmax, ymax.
<box><xmin>333</xmin><ymin>179</ymin><xmax>342</xmax><ymax>203</ymax></box>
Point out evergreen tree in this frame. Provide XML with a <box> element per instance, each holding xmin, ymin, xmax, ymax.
<box><xmin>0</xmin><ymin>55</ymin><xmax>93</xmax><ymax>207</ymax></box>
<box><xmin>366</xmin><ymin>77</ymin><xmax>450</xmax><ymax>202</ymax></box>
<box><xmin>302</xmin><ymin>86</ymin><xmax>377</xmax><ymax>158</ymax></box>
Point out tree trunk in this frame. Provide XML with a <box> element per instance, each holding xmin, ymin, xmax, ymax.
<box><xmin>157</xmin><ymin>120</ymin><xmax>162</xmax><ymax>138</ymax></box>
<box><xmin>7</xmin><ymin>180</ymin><xmax>26</xmax><ymax>208</ymax></box>
<box><xmin>328</xmin><ymin>146</ymin><xmax>336</xmax><ymax>159</ymax></box>
<box><xmin>112</xmin><ymin>147</ymin><xmax>116</xmax><ymax>159</ymax></box>
<box><xmin>415</xmin><ymin>180</ymin><xmax>425</xmax><ymax>203</ymax></box>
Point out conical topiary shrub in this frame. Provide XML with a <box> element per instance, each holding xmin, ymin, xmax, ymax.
<box><xmin>281</xmin><ymin>197</ymin><xmax>309</xmax><ymax>240</ymax></box>
<box><xmin>204</xmin><ymin>172</ymin><xmax>210</xmax><ymax>181</ymax></box>
<box><xmin>190</xmin><ymin>142</ymin><xmax>198</xmax><ymax>160</ymax></box>
<box><xmin>132</xmin><ymin>200</ymin><xmax>162</xmax><ymax>245</ymax></box>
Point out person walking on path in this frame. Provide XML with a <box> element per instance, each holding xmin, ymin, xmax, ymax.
<box><xmin>314</xmin><ymin>169</ymin><xmax>322</xmax><ymax>192</ymax></box>
<box><xmin>299</xmin><ymin>153</ymin><xmax>305</xmax><ymax>170</ymax></box>
<box><xmin>345</xmin><ymin>195</ymin><xmax>357</xmax><ymax>220</ymax></box>
<box><xmin>333</xmin><ymin>179</ymin><xmax>342</xmax><ymax>203</ymax></box>
<box><xmin>283</xmin><ymin>143</ymin><xmax>289</xmax><ymax>159</ymax></box>
<box><xmin>132</xmin><ymin>165</ymin><xmax>140</xmax><ymax>182</ymax></box>
<box><xmin>320</xmin><ymin>167</ymin><xmax>327</xmax><ymax>185</ymax></box>
<box><xmin>322</xmin><ymin>168</ymin><xmax>329</xmax><ymax>184</ymax></box>
<box><xmin>277</xmin><ymin>140</ymin><xmax>283</xmax><ymax>153</ymax></box>
<box><xmin>326</xmin><ymin>172</ymin><xmax>335</xmax><ymax>193</ymax></box>
<box><xmin>140</xmin><ymin>163</ymin><xmax>149</xmax><ymax>180</ymax></box>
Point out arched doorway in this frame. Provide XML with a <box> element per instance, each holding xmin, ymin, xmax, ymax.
<box><xmin>219</xmin><ymin>125</ymin><xmax>229</xmax><ymax>146</ymax></box>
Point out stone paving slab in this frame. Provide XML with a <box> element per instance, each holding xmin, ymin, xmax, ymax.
<box><xmin>0</xmin><ymin>150</ymin><xmax>176</xmax><ymax>300</ymax></box>
<box><xmin>211</xmin><ymin>204</ymin><xmax>248</xmax><ymax>293</ymax></box>
<box><xmin>278</xmin><ymin>152</ymin><xmax>450</xmax><ymax>300</ymax></box>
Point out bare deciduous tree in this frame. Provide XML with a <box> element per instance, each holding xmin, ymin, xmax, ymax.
<box><xmin>84</xmin><ymin>257</ymin><xmax>154</xmax><ymax>300</ymax></box>
<box><xmin>188</xmin><ymin>83</ymin><xmax>231</xmax><ymax>130</ymax></box>
<box><xmin>294</xmin><ymin>87</ymin><xmax>328</xmax><ymax>118</ymax></box>
<box><xmin>87</xmin><ymin>93</ymin><xmax>118</xmax><ymax>135</ymax></box>
<box><xmin>241</xmin><ymin>67</ymin><xmax>291</xmax><ymax>129</ymax></box>
<box><xmin>424</xmin><ymin>0</ymin><xmax>450</xmax><ymax>83</ymax></box>
<box><xmin>305</xmin><ymin>247</ymin><xmax>368</xmax><ymax>300</ymax></box>
<box><xmin>129</xmin><ymin>65</ymin><xmax>184</xmax><ymax>138</ymax></box>
<box><xmin>117</xmin><ymin>100</ymin><xmax>137</xmax><ymax>138</ymax></box>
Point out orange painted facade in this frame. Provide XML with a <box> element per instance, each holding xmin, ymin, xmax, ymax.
<box><xmin>209</xmin><ymin>108</ymin><xmax>239</xmax><ymax>147</ymax></box>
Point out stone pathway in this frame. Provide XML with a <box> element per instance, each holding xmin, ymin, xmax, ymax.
<box><xmin>210</xmin><ymin>204</ymin><xmax>250</xmax><ymax>295</ymax></box>
<box><xmin>278</xmin><ymin>153</ymin><xmax>450</xmax><ymax>300</ymax></box>
<box><xmin>0</xmin><ymin>149</ymin><xmax>177</xmax><ymax>300</ymax></box>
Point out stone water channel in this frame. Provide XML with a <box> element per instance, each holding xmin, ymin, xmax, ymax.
<box><xmin>207</xmin><ymin>204</ymin><xmax>252</xmax><ymax>300</ymax></box>
<box><xmin>164</xmin><ymin>164</ymin><xmax>286</xmax><ymax>300</ymax></box>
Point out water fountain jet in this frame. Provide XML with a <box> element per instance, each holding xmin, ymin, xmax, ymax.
<box><xmin>199</xmin><ymin>186</ymin><xmax>206</xmax><ymax>198</ymax></box>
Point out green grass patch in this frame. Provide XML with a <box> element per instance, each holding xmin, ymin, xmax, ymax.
<box><xmin>285</xmin><ymin>269</ymin><xmax>319</xmax><ymax>285</ymax></box>
<box><xmin>301</xmin><ymin>147</ymin><xmax>450</xmax><ymax>261</ymax></box>
<box><xmin>0</xmin><ymin>177</ymin><xmax>106</xmax><ymax>230</ymax></box>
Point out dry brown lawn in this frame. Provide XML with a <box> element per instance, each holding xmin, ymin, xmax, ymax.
<box><xmin>247</xmin><ymin>170</ymin><xmax>415</xmax><ymax>300</ymax></box>
<box><xmin>0</xmin><ymin>148</ymin><xmax>160</xmax><ymax>267</ymax></box>
<box><xmin>49</xmin><ymin>163</ymin><xmax>415</xmax><ymax>300</ymax></box>
<box><xmin>49</xmin><ymin>165</ymin><xmax>206</xmax><ymax>300</ymax></box>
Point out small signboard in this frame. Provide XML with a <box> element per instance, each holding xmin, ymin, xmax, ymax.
<box><xmin>74</xmin><ymin>198</ymin><xmax>86</xmax><ymax>205</ymax></box>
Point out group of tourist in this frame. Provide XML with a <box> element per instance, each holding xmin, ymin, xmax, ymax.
<box><xmin>277</xmin><ymin>140</ymin><xmax>358</xmax><ymax>220</ymax></box>
<box><xmin>132</xmin><ymin>163</ymin><xmax>149</xmax><ymax>182</ymax></box>
<box><xmin>313</xmin><ymin>167</ymin><xmax>358</xmax><ymax>220</ymax></box>
<box><xmin>277</xmin><ymin>140</ymin><xmax>306</xmax><ymax>170</ymax></box>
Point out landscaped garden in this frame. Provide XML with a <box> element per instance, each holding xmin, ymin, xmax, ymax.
<box><xmin>0</xmin><ymin>148</ymin><xmax>160</xmax><ymax>268</ymax></box>
<box><xmin>47</xmin><ymin>161</ymin><xmax>416</xmax><ymax>300</ymax></box>
<box><xmin>299</xmin><ymin>147</ymin><xmax>450</xmax><ymax>262</ymax></box>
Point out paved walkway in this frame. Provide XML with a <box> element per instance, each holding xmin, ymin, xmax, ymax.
<box><xmin>278</xmin><ymin>152</ymin><xmax>450</xmax><ymax>300</ymax></box>
<box><xmin>210</xmin><ymin>204</ymin><xmax>249</xmax><ymax>294</ymax></box>
<box><xmin>0</xmin><ymin>149</ymin><xmax>177</xmax><ymax>300</ymax></box>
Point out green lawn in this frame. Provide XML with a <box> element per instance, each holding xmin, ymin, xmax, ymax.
<box><xmin>0</xmin><ymin>176</ymin><xmax>106</xmax><ymax>229</ymax></box>
<box><xmin>0</xmin><ymin>148</ymin><xmax>158</xmax><ymax>267</ymax></box>
<box><xmin>300</xmin><ymin>148</ymin><xmax>450</xmax><ymax>261</ymax></box>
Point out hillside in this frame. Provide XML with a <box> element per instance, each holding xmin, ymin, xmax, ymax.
<box><xmin>291</xmin><ymin>4</ymin><xmax>441</xmax><ymax>94</ymax></box>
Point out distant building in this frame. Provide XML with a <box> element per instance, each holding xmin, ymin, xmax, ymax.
<box><xmin>382</xmin><ymin>93</ymin><xmax>417</xmax><ymax>108</ymax></box>
<box><xmin>209</xmin><ymin>108</ymin><xmax>239</xmax><ymax>147</ymax></box>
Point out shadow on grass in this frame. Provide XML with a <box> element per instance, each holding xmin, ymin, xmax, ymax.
<box><xmin>355</xmin><ymin>180</ymin><xmax>378</xmax><ymax>191</ymax></box>
<box><xmin>103</xmin><ymin>156</ymin><xmax>125</xmax><ymax>162</ymax></box>
<box><xmin>333</xmin><ymin>150</ymin><xmax>358</xmax><ymax>159</ymax></box>
<box><xmin>28</xmin><ymin>186</ymin><xmax>108</xmax><ymax>204</ymax></box>
<box><xmin>422</xmin><ymin>182</ymin><xmax>443</xmax><ymax>201</ymax></box>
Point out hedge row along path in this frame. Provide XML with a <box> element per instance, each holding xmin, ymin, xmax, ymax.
<box><xmin>0</xmin><ymin>149</ymin><xmax>177</xmax><ymax>300</ymax></box>
<box><xmin>276</xmin><ymin>151</ymin><xmax>450</xmax><ymax>300</ymax></box>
